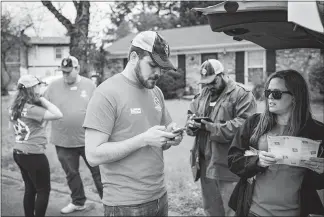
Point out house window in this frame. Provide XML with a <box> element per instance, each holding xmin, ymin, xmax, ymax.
<box><xmin>201</xmin><ymin>53</ymin><xmax>218</xmax><ymax>63</ymax></box>
<box><xmin>55</xmin><ymin>47</ymin><xmax>63</xmax><ymax>59</ymax></box>
<box><xmin>244</xmin><ymin>50</ymin><xmax>266</xmax><ymax>85</ymax></box>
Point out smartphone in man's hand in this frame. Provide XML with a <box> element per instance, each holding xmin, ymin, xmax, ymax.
<box><xmin>172</xmin><ymin>127</ymin><xmax>186</xmax><ymax>134</ymax></box>
<box><xmin>193</xmin><ymin>117</ymin><xmax>213</xmax><ymax>123</ymax></box>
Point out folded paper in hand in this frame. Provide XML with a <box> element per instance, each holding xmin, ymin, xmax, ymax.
<box><xmin>267</xmin><ymin>136</ymin><xmax>322</xmax><ymax>169</ymax></box>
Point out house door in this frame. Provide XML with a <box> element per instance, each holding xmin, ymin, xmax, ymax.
<box><xmin>201</xmin><ymin>53</ymin><xmax>218</xmax><ymax>63</ymax></box>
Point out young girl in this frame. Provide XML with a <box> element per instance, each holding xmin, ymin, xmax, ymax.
<box><xmin>9</xmin><ymin>74</ymin><xmax>63</xmax><ymax>217</ymax></box>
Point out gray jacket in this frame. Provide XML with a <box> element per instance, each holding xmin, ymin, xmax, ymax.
<box><xmin>188</xmin><ymin>79</ymin><xmax>257</xmax><ymax>181</ymax></box>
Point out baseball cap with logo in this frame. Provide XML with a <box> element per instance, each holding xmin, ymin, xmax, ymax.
<box><xmin>18</xmin><ymin>74</ymin><xmax>45</xmax><ymax>88</ymax></box>
<box><xmin>199</xmin><ymin>59</ymin><xmax>224</xmax><ymax>84</ymax></box>
<box><xmin>131</xmin><ymin>31</ymin><xmax>176</xmax><ymax>71</ymax></box>
<box><xmin>59</xmin><ymin>56</ymin><xmax>79</xmax><ymax>73</ymax></box>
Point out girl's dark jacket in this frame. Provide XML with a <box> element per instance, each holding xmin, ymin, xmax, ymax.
<box><xmin>228</xmin><ymin>113</ymin><xmax>324</xmax><ymax>217</ymax></box>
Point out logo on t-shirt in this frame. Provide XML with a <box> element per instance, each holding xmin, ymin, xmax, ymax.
<box><xmin>130</xmin><ymin>108</ymin><xmax>142</xmax><ymax>114</ymax></box>
<box><xmin>80</xmin><ymin>90</ymin><xmax>88</xmax><ymax>98</ymax></box>
<box><xmin>70</xmin><ymin>86</ymin><xmax>78</xmax><ymax>91</ymax></box>
<box><xmin>153</xmin><ymin>97</ymin><xmax>162</xmax><ymax>112</ymax></box>
<box><xmin>13</xmin><ymin>119</ymin><xmax>30</xmax><ymax>142</ymax></box>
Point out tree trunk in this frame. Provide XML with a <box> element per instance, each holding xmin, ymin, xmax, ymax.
<box><xmin>1</xmin><ymin>61</ymin><xmax>10</xmax><ymax>96</ymax></box>
<box><xmin>69</xmin><ymin>30</ymin><xmax>89</xmax><ymax>77</ymax></box>
<box><xmin>41</xmin><ymin>1</ymin><xmax>90</xmax><ymax>77</ymax></box>
<box><xmin>69</xmin><ymin>2</ymin><xmax>90</xmax><ymax>77</ymax></box>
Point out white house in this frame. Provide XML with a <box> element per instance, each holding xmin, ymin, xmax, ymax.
<box><xmin>26</xmin><ymin>37</ymin><xmax>70</xmax><ymax>79</ymax></box>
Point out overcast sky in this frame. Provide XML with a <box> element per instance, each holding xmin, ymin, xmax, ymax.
<box><xmin>1</xmin><ymin>1</ymin><xmax>114</xmax><ymax>41</ymax></box>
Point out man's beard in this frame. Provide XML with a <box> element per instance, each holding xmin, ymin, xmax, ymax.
<box><xmin>135</xmin><ymin>62</ymin><xmax>159</xmax><ymax>89</ymax></box>
<box><xmin>63</xmin><ymin>75</ymin><xmax>77</xmax><ymax>85</ymax></box>
<box><xmin>209</xmin><ymin>78</ymin><xmax>226</xmax><ymax>95</ymax></box>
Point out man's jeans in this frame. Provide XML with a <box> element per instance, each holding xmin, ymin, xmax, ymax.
<box><xmin>200</xmin><ymin>158</ymin><xmax>237</xmax><ymax>216</ymax></box>
<box><xmin>55</xmin><ymin>146</ymin><xmax>103</xmax><ymax>206</ymax></box>
<box><xmin>104</xmin><ymin>192</ymin><xmax>168</xmax><ymax>216</ymax></box>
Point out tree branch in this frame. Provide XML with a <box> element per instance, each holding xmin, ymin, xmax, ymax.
<box><xmin>41</xmin><ymin>1</ymin><xmax>73</xmax><ymax>30</ymax></box>
<box><xmin>76</xmin><ymin>1</ymin><xmax>83</xmax><ymax>18</ymax></box>
<box><xmin>72</xmin><ymin>0</ymin><xmax>78</xmax><ymax>9</ymax></box>
<box><xmin>21</xmin><ymin>23</ymin><xmax>33</xmax><ymax>34</ymax></box>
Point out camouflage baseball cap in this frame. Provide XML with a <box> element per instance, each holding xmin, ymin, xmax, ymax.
<box><xmin>131</xmin><ymin>31</ymin><xmax>176</xmax><ymax>71</ymax></box>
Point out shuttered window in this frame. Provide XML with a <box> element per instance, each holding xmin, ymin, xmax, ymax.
<box><xmin>244</xmin><ymin>50</ymin><xmax>266</xmax><ymax>85</ymax></box>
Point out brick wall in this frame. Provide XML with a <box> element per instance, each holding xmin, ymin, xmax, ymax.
<box><xmin>276</xmin><ymin>48</ymin><xmax>322</xmax><ymax>77</ymax></box>
<box><xmin>185</xmin><ymin>54</ymin><xmax>201</xmax><ymax>94</ymax></box>
<box><xmin>218</xmin><ymin>52</ymin><xmax>236</xmax><ymax>81</ymax></box>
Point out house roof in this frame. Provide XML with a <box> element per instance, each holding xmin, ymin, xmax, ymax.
<box><xmin>105</xmin><ymin>25</ymin><xmax>261</xmax><ymax>58</ymax></box>
<box><xmin>29</xmin><ymin>36</ymin><xmax>70</xmax><ymax>45</ymax></box>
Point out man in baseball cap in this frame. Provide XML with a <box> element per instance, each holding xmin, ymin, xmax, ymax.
<box><xmin>58</xmin><ymin>55</ymin><xmax>81</xmax><ymax>85</ymax></box>
<box><xmin>186</xmin><ymin>59</ymin><xmax>256</xmax><ymax>216</ymax></box>
<box><xmin>199</xmin><ymin>59</ymin><xmax>224</xmax><ymax>84</ymax></box>
<box><xmin>83</xmin><ymin>30</ymin><xmax>183</xmax><ymax>216</ymax></box>
<box><xmin>198</xmin><ymin>59</ymin><xmax>227</xmax><ymax>95</ymax></box>
<box><xmin>45</xmin><ymin>55</ymin><xmax>103</xmax><ymax>214</ymax></box>
<box><xmin>59</xmin><ymin>55</ymin><xmax>79</xmax><ymax>73</ymax></box>
<box><xmin>131</xmin><ymin>31</ymin><xmax>176</xmax><ymax>71</ymax></box>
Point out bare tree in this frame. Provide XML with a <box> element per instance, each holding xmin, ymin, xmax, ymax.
<box><xmin>41</xmin><ymin>1</ymin><xmax>90</xmax><ymax>77</ymax></box>
<box><xmin>1</xmin><ymin>12</ymin><xmax>32</xmax><ymax>95</ymax></box>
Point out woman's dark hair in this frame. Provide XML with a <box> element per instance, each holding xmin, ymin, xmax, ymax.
<box><xmin>10</xmin><ymin>84</ymin><xmax>41</xmax><ymax>121</ymax></box>
<box><xmin>250</xmin><ymin>69</ymin><xmax>312</xmax><ymax>145</ymax></box>
<box><xmin>127</xmin><ymin>45</ymin><xmax>149</xmax><ymax>61</ymax></box>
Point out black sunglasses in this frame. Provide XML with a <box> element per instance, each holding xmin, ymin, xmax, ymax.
<box><xmin>264</xmin><ymin>89</ymin><xmax>292</xmax><ymax>100</ymax></box>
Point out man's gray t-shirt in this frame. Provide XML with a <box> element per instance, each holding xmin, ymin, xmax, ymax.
<box><xmin>83</xmin><ymin>73</ymin><xmax>172</xmax><ymax>206</ymax></box>
<box><xmin>45</xmin><ymin>77</ymin><xmax>96</xmax><ymax>147</ymax></box>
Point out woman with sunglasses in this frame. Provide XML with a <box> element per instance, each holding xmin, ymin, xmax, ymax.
<box><xmin>9</xmin><ymin>74</ymin><xmax>63</xmax><ymax>217</ymax></box>
<box><xmin>227</xmin><ymin>69</ymin><xmax>324</xmax><ymax>217</ymax></box>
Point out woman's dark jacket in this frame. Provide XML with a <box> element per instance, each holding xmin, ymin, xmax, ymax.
<box><xmin>228</xmin><ymin>113</ymin><xmax>324</xmax><ymax>217</ymax></box>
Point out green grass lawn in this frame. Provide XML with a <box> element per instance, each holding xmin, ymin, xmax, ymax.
<box><xmin>1</xmin><ymin>95</ymin><xmax>323</xmax><ymax>215</ymax></box>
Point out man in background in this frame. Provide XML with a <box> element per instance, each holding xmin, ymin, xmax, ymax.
<box><xmin>45</xmin><ymin>55</ymin><xmax>103</xmax><ymax>214</ymax></box>
<box><xmin>186</xmin><ymin>59</ymin><xmax>256</xmax><ymax>216</ymax></box>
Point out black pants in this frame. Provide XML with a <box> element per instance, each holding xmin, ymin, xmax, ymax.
<box><xmin>13</xmin><ymin>150</ymin><xmax>51</xmax><ymax>217</ymax></box>
<box><xmin>55</xmin><ymin>146</ymin><xmax>103</xmax><ymax>206</ymax></box>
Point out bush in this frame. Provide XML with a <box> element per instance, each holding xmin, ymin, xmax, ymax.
<box><xmin>308</xmin><ymin>61</ymin><xmax>324</xmax><ymax>94</ymax></box>
<box><xmin>156</xmin><ymin>68</ymin><xmax>186</xmax><ymax>99</ymax></box>
<box><xmin>252</xmin><ymin>82</ymin><xmax>265</xmax><ymax>101</ymax></box>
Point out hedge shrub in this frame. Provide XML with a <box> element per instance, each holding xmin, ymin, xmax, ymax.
<box><xmin>308</xmin><ymin>61</ymin><xmax>324</xmax><ymax>94</ymax></box>
<box><xmin>156</xmin><ymin>68</ymin><xmax>186</xmax><ymax>99</ymax></box>
<box><xmin>252</xmin><ymin>83</ymin><xmax>265</xmax><ymax>101</ymax></box>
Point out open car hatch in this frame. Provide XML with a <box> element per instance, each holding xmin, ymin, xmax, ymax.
<box><xmin>193</xmin><ymin>1</ymin><xmax>324</xmax><ymax>49</ymax></box>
